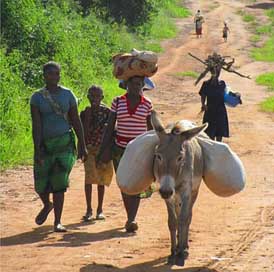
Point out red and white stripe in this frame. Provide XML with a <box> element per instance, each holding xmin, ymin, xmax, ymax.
<box><xmin>111</xmin><ymin>93</ymin><xmax>152</xmax><ymax>148</ymax></box>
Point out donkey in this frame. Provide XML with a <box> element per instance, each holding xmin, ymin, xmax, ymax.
<box><xmin>151</xmin><ymin>111</ymin><xmax>207</xmax><ymax>266</ymax></box>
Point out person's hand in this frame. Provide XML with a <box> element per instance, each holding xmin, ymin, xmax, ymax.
<box><xmin>77</xmin><ymin>144</ymin><xmax>88</xmax><ymax>162</ymax></box>
<box><xmin>201</xmin><ymin>104</ymin><xmax>207</xmax><ymax>112</ymax></box>
<box><xmin>34</xmin><ymin>149</ymin><xmax>44</xmax><ymax>166</ymax></box>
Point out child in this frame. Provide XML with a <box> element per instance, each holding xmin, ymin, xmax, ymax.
<box><xmin>223</xmin><ymin>22</ymin><xmax>230</xmax><ymax>42</ymax></box>
<box><xmin>80</xmin><ymin>85</ymin><xmax>113</xmax><ymax>221</ymax></box>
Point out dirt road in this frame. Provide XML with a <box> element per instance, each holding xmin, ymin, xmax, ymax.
<box><xmin>1</xmin><ymin>1</ymin><xmax>274</xmax><ymax>271</ymax></box>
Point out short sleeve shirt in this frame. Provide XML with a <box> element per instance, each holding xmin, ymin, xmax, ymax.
<box><xmin>111</xmin><ymin>93</ymin><xmax>152</xmax><ymax>148</ymax></box>
<box><xmin>30</xmin><ymin>86</ymin><xmax>77</xmax><ymax>140</ymax></box>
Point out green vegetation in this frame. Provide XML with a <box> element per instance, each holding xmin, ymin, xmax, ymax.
<box><xmin>250</xmin><ymin>34</ymin><xmax>261</xmax><ymax>42</ymax></box>
<box><xmin>260</xmin><ymin>97</ymin><xmax>274</xmax><ymax>112</ymax></box>
<box><xmin>243</xmin><ymin>14</ymin><xmax>256</xmax><ymax>22</ymax></box>
<box><xmin>251</xmin><ymin>8</ymin><xmax>274</xmax><ymax>61</ymax></box>
<box><xmin>256</xmin><ymin>72</ymin><xmax>274</xmax><ymax>112</ymax></box>
<box><xmin>163</xmin><ymin>0</ymin><xmax>191</xmax><ymax>18</ymax></box>
<box><xmin>256</xmin><ymin>72</ymin><xmax>274</xmax><ymax>91</ymax></box>
<box><xmin>175</xmin><ymin>71</ymin><xmax>199</xmax><ymax>78</ymax></box>
<box><xmin>251</xmin><ymin>37</ymin><xmax>274</xmax><ymax>61</ymax></box>
<box><xmin>248</xmin><ymin>9</ymin><xmax>274</xmax><ymax>113</ymax></box>
<box><xmin>0</xmin><ymin>0</ymin><xmax>190</xmax><ymax>169</ymax></box>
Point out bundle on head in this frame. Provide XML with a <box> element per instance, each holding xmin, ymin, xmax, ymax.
<box><xmin>112</xmin><ymin>49</ymin><xmax>158</xmax><ymax>80</ymax></box>
<box><xmin>188</xmin><ymin>52</ymin><xmax>251</xmax><ymax>85</ymax></box>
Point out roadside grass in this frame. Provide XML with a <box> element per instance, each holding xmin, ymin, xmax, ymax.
<box><xmin>241</xmin><ymin>8</ymin><xmax>274</xmax><ymax>113</ymax></box>
<box><xmin>148</xmin><ymin>2</ymin><xmax>191</xmax><ymax>41</ymax></box>
<box><xmin>251</xmin><ymin>36</ymin><xmax>274</xmax><ymax>61</ymax></box>
<box><xmin>175</xmin><ymin>71</ymin><xmax>199</xmax><ymax>78</ymax></box>
<box><xmin>251</xmin><ymin>8</ymin><xmax>274</xmax><ymax>61</ymax></box>
<box><xmin>250</xmin><ymin>34</ymin><xmax>260</xmax><ymax>42</ymax></box>
<box><xmin>243</xmin><ymin>14</ymin><xmax>256</xmax><ymax>22</ymax></box>
<box><xmin>256</xmin><ymin>73</ymin><xmax>274</xmax><ymax>112</ymax></box>
<box><xmin>260</xmin><ymin>96</ymin><xmax>274</xmax><ymax>112</ymax></box>
<box><xmin>256</xmin><ymin>72</ymin><xmax>274</xmax><ymax>91</ymax></box>
<box><xmin>163</xmin><ymin>0</ymin><xmax>191</xmax><ymax>18</ymax></box>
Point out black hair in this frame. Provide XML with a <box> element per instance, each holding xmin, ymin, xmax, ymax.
<box><xmin>43</xmin><ymin>61</ymin><xmax>61</xmax><ymax>74</ymax></box>
<box><xmin>128</xmin><ymin>75</ymin><xmax>145</xmax><ymax>82</ymax></box>
<box><xmin>88</xmin><ymin>84</ymin><xmax>103</xmax><ymax>93</ymax></box>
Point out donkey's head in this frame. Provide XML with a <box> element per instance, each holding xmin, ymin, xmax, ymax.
<box><xmin>151</xmin><ymin>111</ymin><xmax>207</xmax><ymax>199</ymax></box>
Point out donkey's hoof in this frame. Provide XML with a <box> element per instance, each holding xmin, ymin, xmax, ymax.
<box><xmin>167</xmin><ymin>254</ymin><xmax>176</xmax><ymax>265</ymax></box>
<box><xmin>175</xmin><ymin>253</ymin><xmax>185</xmax><ymax>267</ymax></box>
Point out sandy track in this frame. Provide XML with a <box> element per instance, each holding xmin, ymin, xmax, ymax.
<box><xmin>1</xmin><ymin>1</ymin><xmax>274</xmax><ymax>271</ymax></box>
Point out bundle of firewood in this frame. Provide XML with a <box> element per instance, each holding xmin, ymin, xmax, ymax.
<box><xmin>188</xmin><ymin>52</ymin><xmax>251</xmax><ymax>85</ymax></box>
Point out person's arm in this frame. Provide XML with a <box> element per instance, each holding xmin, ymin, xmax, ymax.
<box><xmin>201</xmin><ymin>95</ymin><xmax>207</xmax><ymax>111</ymax></box>
<box><xmin>97</xmin><ymin>111</ymin><xmax>116</xmax><ymax>163</ymax></box>
<box><xmin>31</xmin><ymin>104</ymin><xmax>43</xmax><ymax>165</ymax></box>
<box><xmin>68</xmin><ymin>106</ymin><xmax>88</xmax><ymax>161</ymax></box>
<box><xmin>199</xmin><ymin>82</ymin><xmax>207</xmax><ymax>112</ymax></box>
<box><xmin>147</xmin><ymin>115</ymin><xmax>153</xmax><ymax>130</ymax></box>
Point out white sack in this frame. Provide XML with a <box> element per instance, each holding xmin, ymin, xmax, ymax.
<box><xmin>178</xmin><ymin>120</ymin><xmax>246</xmax><ymax>197</ymax></box>
<box><xmin>116</xmin><ymin>130</ymin><xmax>159</xmax><ymax>195</ymax></box>
<box><xmin>198</xmin><ymin>138</ymin><xmax>246</xmax><ymax>197</ymax></box>
<box><xmin>117</xmin><ymin>121</ymin><xmax>246</xmax><ymax>197</ymax></box>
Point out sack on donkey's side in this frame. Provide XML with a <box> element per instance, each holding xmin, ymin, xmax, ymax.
<box><xmin>117</xmin><ymin>121</ymin><xmax>246</xmax><ymax>197</ymax></box>
<box><xmin>116</xmin><ymin>130</ymin><xmax>158</xmax><ymax>195</ymax></box>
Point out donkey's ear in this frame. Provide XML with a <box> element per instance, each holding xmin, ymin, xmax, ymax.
<box><xmin>151</xmin><ymin>110</ymin><xmax>166</xmax><ymax>136</ymax></box>
<box><xmin>181</xmin><ymin>123</ymin><xmax>208</xmax><ymax>140</ymax></box>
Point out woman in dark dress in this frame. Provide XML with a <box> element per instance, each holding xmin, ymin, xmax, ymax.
<box><xmin>199</xmin><ymin>67</ymin><xmax>229</xmax><ymax>142</ymax></box>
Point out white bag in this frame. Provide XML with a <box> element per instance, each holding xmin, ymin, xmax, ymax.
<box><xmin>131</xmin><ymin>48</ymin><xmax>158</xmax><ymax>63</ymax></box>
<box><xmin>178</xmin><ymin>120</ymin><xmax>246</xmax><ymax>197</ymax></box>
<box><xmin>116</xmin><ymin>130</ymin><xmax>159</xmax><ymax>195</ymax></box>
<box><xmin>197</xmin><ymin>137</ymin><xmax>246</xmax><ymax>197</ymax></box>
<box><xmin>117</xmin><ymin>121</ymin><xmax>246</xmax><ymax>197</ymax></box>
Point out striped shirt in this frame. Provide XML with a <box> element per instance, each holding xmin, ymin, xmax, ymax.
<box><xmin>111</xmin><ymin>93</ymin><xmax>152</xmax><ymax>148</ymax></box>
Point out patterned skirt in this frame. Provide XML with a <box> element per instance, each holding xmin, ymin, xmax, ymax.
<box><xmin>34</xmin><ymin>131</ymin><xmax>76</xmax><ymax>194</ymax></box>
<box><xmin>84</xmin><ymin>145</ymin><xmax>113</xmax><ymax>186</ymax></box>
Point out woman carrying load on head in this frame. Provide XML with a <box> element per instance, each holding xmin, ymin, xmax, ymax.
<box><xmin>194</xmin><ymin>10</ymin><xmax>205</xmax><ymax>38</ymax></box>
<box><xmin>97</xmin><ymin>76</ymin><xmax>153</xmax><ymax>233</ymax></box>
<box><xmin>30</xmin><ymin>61</ymin><xmax>87</xmax><ymax>232</ymax></box>
<box><xmin>199</xmin><ymin>64</ymin><xmax>229</xmax><ymax>142</ymax></box>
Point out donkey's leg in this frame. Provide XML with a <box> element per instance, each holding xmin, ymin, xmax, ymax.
<box><xmin>183</xmin><ymin>190</ymin><xmax>200</xmax><ymax>254</ymax></box>
<box><xmin>165</xmin><ymin>198</ymin><xmax>177</xmax><ymax>265</ymax></box>
<box><xmin>176</xmin><ymin>186</ymin><xmax>192</xmax><ymax>266</ymax></box>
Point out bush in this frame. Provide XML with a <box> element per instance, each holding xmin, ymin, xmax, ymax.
<box><xmin>0</xmin><ymin>0</ymin><xmax>190</xmax><ymax>168</ymax></box>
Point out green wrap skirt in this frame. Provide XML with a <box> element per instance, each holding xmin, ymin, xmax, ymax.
<box><xmin>34</xmin><ymin>131</ymin><xmax>76</xmax><ymax>194</ymax></box>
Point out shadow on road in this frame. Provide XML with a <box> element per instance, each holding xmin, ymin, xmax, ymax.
<box><xmin>246</xmin><ymin>2</ymin><xmax>274</xmax><ymax>9</ymax></box>
<box><xmin>1</xmin><ymin>222</ymin><xmax>131</xmax><ymax>247</ymax></box>
<box><xmin>80</xmin><ymin>257</ymin><xmax>219</xmax><ymax>272</ymax></box>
